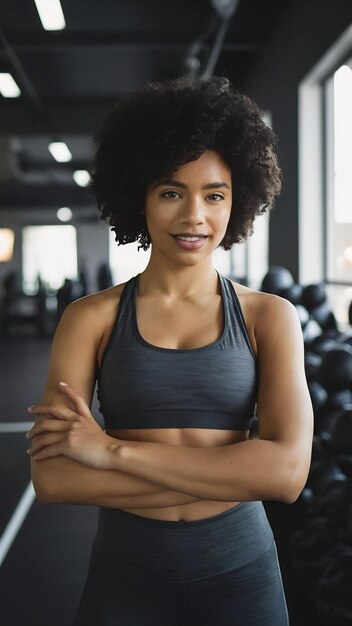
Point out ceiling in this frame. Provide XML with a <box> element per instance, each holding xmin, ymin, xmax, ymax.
<box><xmin>0</xmin><ymin>0</ymin><xmax>287</xmax><ymax>212</ymax></box>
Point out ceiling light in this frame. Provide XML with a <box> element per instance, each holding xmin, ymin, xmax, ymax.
<box><xmin>33</xmin><ymin>0</ymin><xmax>66</xmax><ymax>31</ymax></box>
<box><xmin>211</xmin><ymin>0</ymin><xmax>240</xmax><ymax>20</ymax></box>
<box><xmin>48</xmin><ymin>142</ymin><xmax>72</xmax><ymax>162</ymax></box>
<box><xmin>57</xmin><ymin>207</ymin><xmax>72</xmax><ymax>222</ymax></box>
<box><xmin>73</xmin><ymin>170</ymin><xmax>91</xmax><ymax>187</ymax></box>
<box><xmin>0</xmin><ymin>73</ymin><xmax>21</xmax><ymax>98</ymax></box>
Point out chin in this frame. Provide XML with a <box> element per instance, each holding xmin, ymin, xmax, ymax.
<box><xmin>176</xmin><ymin>254</ymin><xmax>213</xmax><ymax>268</ymax></box>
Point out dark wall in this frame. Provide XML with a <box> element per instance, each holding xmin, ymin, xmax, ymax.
<box><xmin>241</xmin><ymin>0</ymin><xmax>352</xmax><ymax>280</ymax></box>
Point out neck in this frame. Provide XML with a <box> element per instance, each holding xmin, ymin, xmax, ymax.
<box><xmin>137</xmin><ymin>261</ymin><xmax>219</xmax><ymax>299</ymax></box>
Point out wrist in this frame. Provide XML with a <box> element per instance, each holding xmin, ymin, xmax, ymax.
<box><xmin>105</xmin><ymin>436</ymin><xmax>125</xmax><ymax>470</ymax></box>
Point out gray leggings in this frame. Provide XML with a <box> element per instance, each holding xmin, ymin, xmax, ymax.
<box><xmin>72</xmin><ymin>500</ymin><xmax>289</xmax><ymax>625</ymax></box>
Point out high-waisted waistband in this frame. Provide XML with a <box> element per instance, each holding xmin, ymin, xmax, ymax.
<box><xmin>93</xmin><ymin>500</ymin><xmax>275</xmax><ymax>584</ymax></box>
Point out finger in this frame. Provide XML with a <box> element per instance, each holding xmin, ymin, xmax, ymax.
<box><xmin>27</xmin><ymin>418</ymin><xmax>72</xmax><ymax>440</ymax></box>
<box><xmin>27</xmin><ymin>405</ymin><xmax>77</xmax><ymax>420</ymax></box>
<box><xmin>28</xmin><ymin>432</ymin><xmax>64</xmax><ymax>455</ymax></box>
<box><xmin>58</xmin><ymin>382</ymin><xmax>92</xmax><ymax>418</ymax></box>
<box><xmin>27</xmin><ymin>414</ymin><xmax>51</xmax><ymax>427</ymax></box>
<box><xmin>30</xmin><ymin>443</ymin><xmax>63</xmax><ymax>462</ymax></box>
<box><xmin>30</xmin><ymin>415</ymin><xmax>59</xmax><ymax>433</ymax></box>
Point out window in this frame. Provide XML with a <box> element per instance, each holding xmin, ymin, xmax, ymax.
<box><xmin>299</xmin><ymin>24</ymin><xmax>352</xmax><ymax>326</ymax></box>
<box><xmin>22</xmin><ymin>225</ymin><xmax>78</xmax><ymax>294</ymax></box>
<box><xmin>324</xmin><ymin>58</ymin><xmax>352</xmax><ymax>323</ymax></box>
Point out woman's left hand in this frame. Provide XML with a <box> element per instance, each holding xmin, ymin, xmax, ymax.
<box><xmin>26</xmin><ymin>382</ymin><xmax>118</xmax><ymax>470</ymax></box>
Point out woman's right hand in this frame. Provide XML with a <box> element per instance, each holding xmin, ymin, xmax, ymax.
<box><xmin>26</xmin><ymin>382</ymin><xmax>120</xmax><ymax>470</ymax></box>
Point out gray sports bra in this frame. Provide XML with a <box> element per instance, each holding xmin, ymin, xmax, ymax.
<box><xmin>97</xmin><ymin>271</ymin><xmax>258</xmax><ymax>430</ymax></box>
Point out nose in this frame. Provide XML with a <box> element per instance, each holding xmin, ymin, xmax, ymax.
<box><xmin>179</xmin><ymin>196</ymin><xmax>206</xmax><ymax>225</ymax></box>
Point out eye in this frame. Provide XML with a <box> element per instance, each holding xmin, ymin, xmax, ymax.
<box><xmin>208</xmin><ymin>193</ymin><xmax>224</xmax><ymax>201</ymax></box>
<box><xmin>160</xmin><ymin>191</ymin><xmax>225</xmax><ymax>201</ymax></box>
<box><xmin>160</xmin><ymin>190</ymin><xmax>181</xmax><ymax>199</ymax></box>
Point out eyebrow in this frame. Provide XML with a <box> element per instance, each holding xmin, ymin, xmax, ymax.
<box><xmin>154</xmin><ymin>179</ymin><xmax>231</xmax><ymax>190</ymax></box>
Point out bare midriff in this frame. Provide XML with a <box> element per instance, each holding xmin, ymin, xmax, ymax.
<box><xmin>105</xmin><ymin>426</ymin><xmax>250</xmax><ymax>521</ymax></box>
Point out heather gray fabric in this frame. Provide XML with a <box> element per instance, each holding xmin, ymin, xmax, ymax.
<box><xmin>72</xmin><ymin>501</ymin><xmax>290</xmax><ymax>625</ymax></box>
<box><xmin>97</xmin><ymin>270</ymin><xmax>258</xmax><ymax>430</ymax></box>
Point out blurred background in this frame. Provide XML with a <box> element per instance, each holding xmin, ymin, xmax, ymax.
<box><xmin>0</xmin><ymin>1</ymin><xmax>352</xmax><ymax>624</ymax></box>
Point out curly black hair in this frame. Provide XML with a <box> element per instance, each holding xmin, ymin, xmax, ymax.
<box><xmin>89</xmin><ymin>75</ymin><xmax>282</xmax><ymax>251</ymax></box>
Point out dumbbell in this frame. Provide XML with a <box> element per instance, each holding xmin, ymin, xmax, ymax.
<box><xmin>278</xmin><ymin>283</ymin><xmax>303</xmax><ymax>304</ymax></box>
<box><xmin>305</xmin><ymin>351</ymin><xmax>323</xmax><ymax>381</ymax></box>
<box><xmin>301</xmin><ymin>283</ymin><xmax>327</xmax><ymax>310</ymax></box>
<box><xmin>260</xmin><ymin>266</ymin><xmax>294</xmax><ymax>294</ymax></box>
<box><xmin>316</xmin><ymin>346</ymin><xmax>352</xmax><ymax>393</ymax></box>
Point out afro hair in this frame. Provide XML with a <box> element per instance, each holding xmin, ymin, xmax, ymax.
<box><xmin>89</xmin><ymin>74</ymin><xmax>282</xmax><ymax>251</ymax></box>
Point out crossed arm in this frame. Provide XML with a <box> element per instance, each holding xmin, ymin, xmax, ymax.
<box><xmin>32</xmin><ymin>454</ymin><xmax>204</xmax><ymax>509</ymax></box>
<box><xmin>30</xmin><ymin>296</ymin><xmax>204</xmax><ymax>509</ymax></box>
<box><xmin>30</xmin><ymin>292</ymin><xmax>314</xmax><ymax>509</ymax></box>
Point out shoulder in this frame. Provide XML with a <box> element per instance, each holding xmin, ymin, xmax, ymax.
<box><xmin>46</xmin><ymin>282</ymin><xmax>131</xmax><ymax>391</ymax></box>
<box><xmin>228</xmin><ymin>279</ymin><xmax>299</xmax><ymax>356</ymax></box>
<box><xmin>64</xmin><ymin>282</ymin><xmax>127</xmax><ymax>319</ymax></box>
<box><xmin>229</xmin><ymin>278</ymin><xmax>297</xmax><ymax>319</ymax></box>
<box><xmin>58</xmin><ymin>281</ymin><xmax>129</xmax><ymax>344</ymax></box>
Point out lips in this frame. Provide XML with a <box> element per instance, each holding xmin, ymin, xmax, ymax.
<box><xmin>171</xmin><ymin>234</ymin><xmax>208</xmax><ymax>250</ymax></box>
<box><xmin>172</xmin><ymin>234</ymin><xmax>208</xmax><ymax>238</ymax></box>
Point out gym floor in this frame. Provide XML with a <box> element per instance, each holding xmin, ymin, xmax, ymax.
<box><xmin>0</xmin><ymin>334</ymin><xmax>323</xmax><ymax>625</ymax></box>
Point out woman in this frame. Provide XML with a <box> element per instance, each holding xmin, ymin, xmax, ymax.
<box><xmin>26</xmin><ymin>75</ymin><xmax>314</xmax><ymax>625</ymax></box>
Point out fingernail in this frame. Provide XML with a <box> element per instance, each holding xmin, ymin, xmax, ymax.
<box><xmin>59</xmin><ymin>381</ymin><xmax>68</xmax><ymax>387</ymax></box>
<box><xmin>25</xmin><ymin>432</ymin><xmax>30</xmax><ymax>439</ymax></box>
<box><xmin>27</xmin><ymin>407</ymin><xmax>34</xmax><ymax>412</ymax></box>
<box><xmin>26</xmin><ymin>449</ymin><xmax>31</xmax><ymax>455</ymax></box>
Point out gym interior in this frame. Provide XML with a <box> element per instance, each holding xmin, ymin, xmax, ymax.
<box><xmin>0</xmin><ymin>1</ymin><xmax>352</xmax><ymax>625</ymax></box>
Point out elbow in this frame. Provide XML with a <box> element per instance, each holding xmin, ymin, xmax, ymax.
<box><xmin>282</xmin><ymin>460</ymin><xmax>310</xmax><ymax>505</ymax></box>
<box><xmin>34</xmin><ymin>484</ymin><xmax>58</xmax><ymax>504</ymax></box>
<box><xmin>32</xmin><ymin>481</ymin><xmax>50</xmax><ymax>504</ymax></box>
<box><xmin>31</xmin><ymin>464</ymin><xmax>57</xmax><ymax>504</ymax></box>
<box><xmin>283</xmin><ymin>488</ymin><xmax>301</xmax><ymax>505</ymax></box>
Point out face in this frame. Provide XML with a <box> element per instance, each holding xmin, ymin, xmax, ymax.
<box><xmin>144</xmin><ymin>150</ymin><xmax>232</xmax><ymax>267</ymax></box>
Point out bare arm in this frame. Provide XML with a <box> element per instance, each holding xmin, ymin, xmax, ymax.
<box><xmin>107</xmin><ymin>296</ymin><xmax>314</xmax><ymax>504</ymax></box>
<box><xmin>30</xmin><ymin>294</ymin><xmax>202</xmax><ymax>508</ymax></box>
<box><xmin>33</xmin><ymin>454</ymin><xmax>202</xmax><ymax>508</ymax></box>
